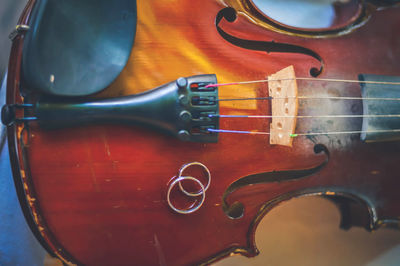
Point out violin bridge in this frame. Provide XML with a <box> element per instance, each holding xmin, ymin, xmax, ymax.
<box><xmin>268</xmin><ymin>65</ymin><xmax>298</xmax><ymax>147</ymax></box>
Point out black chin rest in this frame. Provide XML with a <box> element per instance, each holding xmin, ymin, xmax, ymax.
<box><xmin>22</xmin><ymin>0</ymin><xmax>136</xmax><ymax>96</ymax></box>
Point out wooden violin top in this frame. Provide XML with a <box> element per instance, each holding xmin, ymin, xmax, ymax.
<box><xmin>5</xmin><ymin>0</ymin><xmax>400</xmax><ymax>265</ymax></box>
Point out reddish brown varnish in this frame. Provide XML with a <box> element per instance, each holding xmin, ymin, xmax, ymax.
<box><xmin>6</xmin><ymin>1</ymin><xmax>400</xmax><ymax>265</ymax></box>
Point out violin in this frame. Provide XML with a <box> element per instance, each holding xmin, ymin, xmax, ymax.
<box><xmin>3</xmin><ymin>0</ymin><xmax>400</xmax><ymax>265</ymax></box>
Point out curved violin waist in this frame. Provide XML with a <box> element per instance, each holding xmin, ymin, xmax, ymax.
<box><xmin>3</xmin><ymin>0</ymin><xmax>400</xmax><ymax>265</ymax></box>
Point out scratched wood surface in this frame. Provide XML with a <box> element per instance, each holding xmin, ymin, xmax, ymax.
<box><xmin>6</xmin><ymin>0</ymin><xmax>400</xmax><ymax>265</ymax></box>
<box><xmin>43</xmin><ymin>197</ymin><xmax>400</xmax><ymax>266</ymax></box>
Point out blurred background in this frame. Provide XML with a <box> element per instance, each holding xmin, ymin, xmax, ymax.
<box><xmin>0</xmin><ymin>1</ymin><xmax>399</xmax><ymax>265</ymax></box>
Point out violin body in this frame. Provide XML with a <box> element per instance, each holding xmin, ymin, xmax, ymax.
<box><xmin>5</xmin><ymin>0</ymin><xmax>400</xmax><ymax>265</ymax></box>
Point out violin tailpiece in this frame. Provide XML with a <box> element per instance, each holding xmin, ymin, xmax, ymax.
<box><xmin>268</xmin><ymin>65</ymin><xmax>299</xmax><ymax>147</ymax></box>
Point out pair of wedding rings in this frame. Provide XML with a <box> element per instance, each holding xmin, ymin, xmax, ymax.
<box><xmin>167</xmin><ymin>162</ymin><xmax>211</xmax><ymax>214</ymax></box>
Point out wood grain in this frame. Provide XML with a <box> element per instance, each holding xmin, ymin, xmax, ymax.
<box><xmin>6</xmin><ymin>1</ymin><xmax>400</xmax><ymax>265</ymax></box>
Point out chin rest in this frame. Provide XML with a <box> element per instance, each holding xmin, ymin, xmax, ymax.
<box><xmin>22</xmin><ymin>0</ymin><xmax>136</xmax><ymax>96</ymax></box>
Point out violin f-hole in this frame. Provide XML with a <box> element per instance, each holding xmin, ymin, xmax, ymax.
<box><xmin>222</xmin><ymin>144</ymin><xmax>330</xmax><ymax>219</ymax></box>
<box><xmin>215</xmin><ymin>7</ymin><xmax>325</xmax><ymax>77</ymax></box>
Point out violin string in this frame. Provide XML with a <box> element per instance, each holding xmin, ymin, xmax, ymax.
<box><xmin>217</xmin><ymin>96</ymin><xmax>400</xmax><ymax>102</ymax></box>
<box><xmin>208</xmin><ymin>77</ymin><xmax>400</xmax><ymax>135</ymax></box>
<box><xmin>211</xmin><ymin>114</ymin><xmax>400</xmax><ymax>118</ymax></box>
<box><xmin>207</xmin><ymin>128</ymin><xmax>400</xmax><ymax>137</ymax></box>
<box><xmin>205</xmin><ymin>77</ymin><xmax>400</xmax><ymax>88</ymax></box>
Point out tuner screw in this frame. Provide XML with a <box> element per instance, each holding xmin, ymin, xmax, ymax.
<box><xmin>179</xmin><ymin>95</ymin><xmax>189</xmax><ymax>106</ymax></box>
<box><xmin>180</xmin><ymin>111</ymin><xmax>192</xmax><ymax>123</ymax></box>
<box><xmin>176</xmin><ymin>77</ymin><xmax>188</xmax><ymax>89</ymax></box>
<box><xmin>178</xmin><ymin>130</ymin><xmax>190</xmax><ymax>141</ymax></box>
